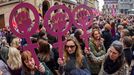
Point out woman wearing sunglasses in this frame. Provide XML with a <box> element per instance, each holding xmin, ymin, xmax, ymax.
<box><xmin>58</xmin><ymin>37</ymin><xmax>91</xmax><ymax>75</ymax></box>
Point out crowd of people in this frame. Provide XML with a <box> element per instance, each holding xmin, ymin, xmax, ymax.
<box><xmin>0</xmin><ymin>4</ymin><xmax>134</xmax><ymax>75</ymax></box>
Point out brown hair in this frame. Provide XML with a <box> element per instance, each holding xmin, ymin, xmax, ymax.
<box><xmin>104</xmin><ymin>23</ymin><xmax>111</xmax><ymax>30</ymax></box>
<box><xmin>121</xmin><ymin>29</ymin><xmax>130</xmax><ymax>37</ymax></box>
<box><xmin>123</xmin><ymin>36</ymin><xmax>132</xmax><ymax>47</ymax></box>
<box><xmin>64</xmin><ymin>37</ymin><xmax>83</xmax><ymax>67</ymax></box>
<box><xmin>21</xmin><ymin>50</ymin><xmax>33</xmax><ymax>72</ymax></box>
<box><xmin>21</xmin><ymin>50</ymin><xmax>32</xmax><ymax>63</ymax></box>
<box><xmin>38</xmin><ymin>39</ymin><xmax>51</xmax><ymax>61</ymax></box>
<box><xmin>38</xmin><ymin>39</ymin><xmax>50</xmax><ymax>54</ymax></box>
<box><xmin>91</xmin><ymin>29</ymin><xmax>101</xmax><ymax>39</ymax></box>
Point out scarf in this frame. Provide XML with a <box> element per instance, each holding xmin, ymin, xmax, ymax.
<box><xmin>104</xmin><ymin>56</ymin><xmax>122</xmax><ymax>74</ymax></box>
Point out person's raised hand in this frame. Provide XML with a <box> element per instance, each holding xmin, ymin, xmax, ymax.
<box><xmin>58</xmin><ymin>57</ymin><xmax>64</xmax><ymax>66</ymax></box>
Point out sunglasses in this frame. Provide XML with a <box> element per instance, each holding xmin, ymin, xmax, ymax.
<box><xmin>65</xmin><ymin>45</ymin><xmax>76</xmax><ymax>49</ymax></box>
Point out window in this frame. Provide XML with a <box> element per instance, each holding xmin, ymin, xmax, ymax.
<box><xmin>0</xmin><ymin>14</ymin><xmax>5</xmax><ymax>28</ymax></box>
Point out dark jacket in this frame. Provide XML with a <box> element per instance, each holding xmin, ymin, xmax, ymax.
<box><xmin>8</xmin><ymin>67</ymin><xmax>22</xmax><ymax>75</ymax></box>
<box><xmin>21</xmin><ymin>62</ymin><xmax>53</xmax><ymax>75</ymax></box>
<box><xmin>123</xmin><ymin>48</ymin><xmax>132</xmax><ymax>66</ymax></box>
<box><xmin>102</xmin><ymin>30</ymin><xmax>113</xmax><ymax>51</ymax></box>
<box><xmin>60</xmin><ymin>53</ymin><xmax>90</xmax><ymax>75</ymax></box>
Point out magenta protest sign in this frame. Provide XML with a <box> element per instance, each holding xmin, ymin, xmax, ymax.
<box><xmin>91</xmin><ymin>8</ymin><xmax>97</xmax><ymax>17</ymax></box>
<box><xmin>9</xmin><ymin>2</ymin><xmax>95</xmax><ymax>60</ymax></box>
<box><xmin>73</xmin><ymin>5</ymin><xmax>93</xmax><ymax>49</ymax></box>
<box><xmin>9</xmin><ymin>2</ymin><xmax>39</xmax><ymax>66</ymax></box>
<box><xmin>44</xmin><ymin>5</ymin><xmax>73</xmax><ymax>58</ymax></box>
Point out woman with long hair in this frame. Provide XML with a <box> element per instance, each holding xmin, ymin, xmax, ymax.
<box><xmin>86</xmin><ymin>41</ymin><xmax>128</xmax><ymax>75</ymax></box>
<box><xmin>74</xmin><ymin>29</ymin><xmax>85</xmax><ymax>51</ymax></box>
<box><xmin>58</xmin><ymin>37</ymin><xmax>91</xmax><ymax>75</ymax></box>
<box><xmin>37</xmin><ymin>38</ymin><xmax>58</xmax><ymax>75</ymax></box>
<box><xmin>21</xmin><ymin>50</ymin><xmax>53</xmax><ymax>75</ymax></box>
<box><xmin>7</xmin><ymin>47</ymin><xmax>22</xmax><ymax>75</ymax></box>
<box><xmin>102</xmin><ymin>23</ymin><xmax>113</xmax><ymax>51</ymax></box>
<box><xmin>10</xmin><ymin>37</ymin><xmax>21</xmax><ymax>49</ymax></box>
<box><xmin>88</xmin><ymin>29</ymin><xmax>106</xmax><ymax>75</ymax></box>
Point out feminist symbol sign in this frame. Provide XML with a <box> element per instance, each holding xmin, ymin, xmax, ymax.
<box><xmin>44</xmin><ymin>5</ymin><xmax>73</xmax><ymax>58</ymax></box>
<box><xmin>9</xmin><ymin>2</ymin><xmax>40</xmax><ymax>66</ymax></box>
<box><xmin>73</xmin><ymin>5</ymin><xmax>93</xmax><ymax>49</ymax></box>
<box><xmin>91</xmin><ymin>7</ymin><xmax>97</xmax><ymax>17</ymax></box>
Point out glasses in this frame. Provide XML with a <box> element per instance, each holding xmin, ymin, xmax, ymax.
<box><xmin>65</xmin><ymin>45</ymin><xmax>76</xmax><ymax>49</ymax></box>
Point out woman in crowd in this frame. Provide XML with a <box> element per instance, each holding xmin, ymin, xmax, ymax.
<box><xmin>122</xmin><ymin>36</ymin><xmax>133</xmax><ymax>66</ymax></box>
<box><xmin>21</xmin><ymin>50</ymin><xmax>53</xmax><ymax>75</ymax></box>
<box><xmin>37</xmin><ymin>38</ymin><xmax>53</xmax><ymax>62</ymax></box>
<box><xmin>7</xmin><ymin>47</ymin><xmax>22</xmax><ymax>75</ymax></box>
<box><xmin>58</xmin><ymin>37</ymin><xmax>91</xmax><ymax>75</ymax></box>
<box><xmin>0</xmin><ymin>37</ymin><xmax>9</xmax><ymax>62</ymax></box>
<box><xmin>86</xmin><ymin>41</ymin><xmax>128</xmax><ymax>75</ymax></box>
<box><xmin>10</xmin><ymin>37</ymin><xmax>21</xmax><ymax>49</ymax></box>
<box><xmin>120</xmin><ymin>29</ymin><xmax>130</xmax><ymax>42</ymax></box>
<box><xmin>0</xmin><ymin>59</ymin><xmax>11</xmax><ymax>75</ymax></box>
<box><xmin>102</xmin><ymin>24</ymin><xmax>113</xmax><ymax>51</ymax></box>
<box><xmin>115</xmin><ymin>25</ymin><xmax>124</xmax><ymax>40</ymax></box>
<box><xmin>37</xmin><ymin>38</ymin><xmax>58</xmax><ymax>75</ymax></box>
<box><xmin>90</xmin><ymin>29</ymin><xmax>106</xmax><ymax>57</ymax></box>
<box><xmin>110</xmin><ymin>22</ymin><xmax>116</xmax><ymax>39</ymax></box>
<box><xmin>73</xmin><ymin>29</ymin><xmax>85</xmax><ymax>51</ymax></box>
<box><xmin>88</xmin><ymin>29</ymin><xmax>106</xmax><ymax>75</ymax></box>
<box><xmin>0</xmin><ymin>37</ymin><xmax>21</xmax><ymax>63</ymax></box>
<box><xmin>0</xmin><ymin>37</ymin><xmax>22</xmax><ymax>75</ymax></box>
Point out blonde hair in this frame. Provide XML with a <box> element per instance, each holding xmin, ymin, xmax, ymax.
<box><xmin>7</xmin><ymin>47</ymin><xmax>22</xmax><ymax>70</ymax></box>
<box><xmin>64</xmin><ymin>37</ymin><xmax>83</xmax><ymax>67</ymax></box>
<box><xmin>11</xmin><ymin>37</ymin><xmax>20</xmax><ymax>48</ymax></box>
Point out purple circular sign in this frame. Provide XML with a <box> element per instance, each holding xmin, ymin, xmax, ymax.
<box><xmin>73</xmin><ymin>4</ymin><xmax>93</xmax><ymax>28</ymax></box>
<box><xmin>9</xmin><ymin>2</ymin><xmax>39</xmax><ymax>38</ymax></box>
<box><xmin>44</xmin><ymin>5</ymin><xmax>73</xmax><ymax>36</ymax></box>
<box><xmin>72</xmin><ymin>5</ymin><xmax>93</xmax><ymax>49</ymax></box>
<box><xmin>44</xmin><ymin>5</ymin><xmax>73</xmax><ymax>58</ymax></box>
<box><xmin>9</xmin><ymin>2</ymin><xmax>40</xmax><ymax>66</ymax></box>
